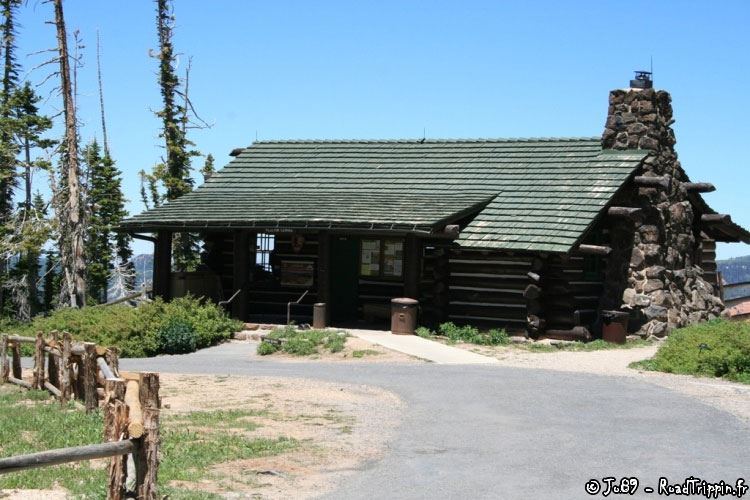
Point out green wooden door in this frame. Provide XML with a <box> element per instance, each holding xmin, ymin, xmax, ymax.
<box><xmin>330</xmin><ymin>236</ymin><xmax>359</xmax><ymax>322</ymax></box>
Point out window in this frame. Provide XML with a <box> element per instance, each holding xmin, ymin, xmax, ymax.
<box><xmin>360</xmin><ymin>238</ymin><xmax>403</xmax><ymax>278</ymax></box>
<box><xmin>256</xmin><ymin>233</ymin><xmax>275</xmax><ymax>272</ymax></box>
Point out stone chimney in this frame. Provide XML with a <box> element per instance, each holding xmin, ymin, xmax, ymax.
<box><xmin>600</xmin><ymin>74</ymin><xmax>723</xmax><ymax>337</ymax></box>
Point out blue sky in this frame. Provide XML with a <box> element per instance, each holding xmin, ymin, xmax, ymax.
<box><xmin>20</xmin><ymin>0</ymin><xmax>750</xmax><ymax>258</ymax></box>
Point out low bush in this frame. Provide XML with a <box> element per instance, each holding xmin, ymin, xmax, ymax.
<box><xmin>158</xmin><ymin>318</ymin><xmax>197</xmax><ymax>355</ymax></box>
<box><xmin>636</xmin><ymin>320</ymin><xmax>750</xmax><ymax>383</ymax></box>
<box><xmin>2</xmin><ymin>294</ymin><xmax>242</xmax><ymax>357</ymax></box>
<box><xmin>257</xmin><ymin>326</ymin><xmax>348</xmax><ymax>356</ymax></box>
<box><xmin>437</xmin><ymin>322</ymin><xmax>509</xmax><ymax>346</ymax></box>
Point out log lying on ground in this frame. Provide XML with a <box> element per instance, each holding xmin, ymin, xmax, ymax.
<box><xmin>634</xmin><ymin>175</ymin><xmax>670</xmax><ymax>190</ymax></box>
<box><xmin>684</xmin><ymin>182</ymin><xmax>715</xmax><ymax>193</ymax></box>
<box><xmin>0</xmin><ymin>440</ymin><xmax>136</xmax><ymax>475</ymax></box>
<box><xmin>541</xmin><ymin>326</ymin><xmax>591</xmax><ymax>341</ymax></box>
<box><xmin>701</xmin><ymin>214</ymin><xmax>731</xmax><ymax>224</ymax></box>
<box><xmin>44</xmin><ymin>381</ymin><xmax>62</xmax><ymax>398</ymax></box>
<box><xmin>8</xmin><ymin>376</ymin><xmax>32</xmax><ymax>389</ymax></box>
<box><xmin>124</xmin><ymin>380</ymin><xmax>144</xmax><ymax>438</ymax></box>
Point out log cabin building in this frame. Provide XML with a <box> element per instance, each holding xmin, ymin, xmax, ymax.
<box><xmin>121</xmin><ymin>76</ymin><xmax>750</xmax><ymax>339</ymax></box>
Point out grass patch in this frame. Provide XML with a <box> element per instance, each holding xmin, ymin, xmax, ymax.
<box><xmin>521</xmin><ymin>338</ymin><xmax>653</xmax><ymax>353</ymax></box>
<box><xmin>629</xmin><ymin>319</ymin><xmax>750</xmax><ymax>383</ymax></box>
<box><xmin>0</xmin><ymin>387</ymin><xmax>297</xmax><ymax>497</ymax></box>
<box><xmin>352</xmin><ymin>349</ymin><xmax>381</xmax><ymax>358</ymax></box>
<box><xmin>257</xmin><ymin>326</ymin><xmax>348</xmax><ymax>356</ymax></box>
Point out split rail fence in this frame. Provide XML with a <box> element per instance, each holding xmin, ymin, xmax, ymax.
<box><xmin>0</xmin><ymin>332</ymin><xmax>160</xmax><ymax>499</ymax></box>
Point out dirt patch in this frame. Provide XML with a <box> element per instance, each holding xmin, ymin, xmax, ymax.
<box><xmin>244</xmin><ymin>333</ymin><xmax>422</xmax><ymax>363</ymax></box>
<box><xmin>160</xmin><ymin>373</ymin><xmax>404</xmax><ymax>498</ymax></box>
<box><xmin>456</xmin><ymin>342</ymin><xmax>750</xmax><ymax>424</ymax></box>
<box><xmin>0</xmin><ymin>490</ymin><xmax>67</xmax><ymax>500</ymax></box>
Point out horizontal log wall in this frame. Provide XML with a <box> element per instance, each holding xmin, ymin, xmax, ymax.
<box><xmin>699</xmin><ymin>237</ymin><xmax>718</xmax><ymax>285</ymax></box>
<box><xmin>446</xmin><ymin>248</ymin><xmax>530</xmax><ymax>330</ymax></box>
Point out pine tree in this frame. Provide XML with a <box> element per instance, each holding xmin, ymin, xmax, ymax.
<box><xmin>201</xmin><ymin>153</ymin><xmax>215</xmax><ymax>182</ymax></box>
<box><xmin>0</xmin><ymin>0</ymin><xmax>21</xmax><ymax>314</ymax></box>
<box><xmin>152</xmin><ymin>0</ymin><xmax>200</xmax><ymax>272</ymax></box>
<box><xmin>84</xmin><ymin>139</ymin><xmax>131</xmax><ymax>303</ymax></box>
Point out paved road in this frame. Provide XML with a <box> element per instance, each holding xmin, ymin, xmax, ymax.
<box><xmin>123</xmin><ymin>342</ymin><xmax>750</xmax><ymax>499</ymax></box>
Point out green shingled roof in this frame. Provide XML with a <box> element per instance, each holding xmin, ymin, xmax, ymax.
<box><xmin>121</xmin><ymin>138</ymin><xmax>647</xmax><ymax>253</ymax></box>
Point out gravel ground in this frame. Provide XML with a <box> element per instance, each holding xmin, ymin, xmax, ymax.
<box><xmin>458</xmin><ymin>343</ymin><xmax>750</xmax><ymax>423</ymax></box>
<box><xmin>122</xmin><ymin>342</ymin><xmax>750</xmax><ymax>500</ymax></box>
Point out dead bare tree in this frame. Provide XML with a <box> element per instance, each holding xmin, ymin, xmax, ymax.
<box><xmin>53</xmin><ymin>0</ymin><xmax>86</xmax><ymax>308</ymax></box>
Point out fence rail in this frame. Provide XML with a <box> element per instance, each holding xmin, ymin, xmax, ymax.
<box><xmin>0</xmin><ymin>331</ymin><xmax>160</xmax><ymax>500</ymax></box>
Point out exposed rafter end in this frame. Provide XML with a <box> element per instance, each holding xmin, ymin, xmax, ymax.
<box><xmin>634</xmin><ymin>175</ymin><xmax>670</xmax><ymax>190</ymax></box>
<box><xmin>607</xmin><ymin>206</ymin><xmax>643</xmax><ymax>219</ymax></box>
<box><xmin>684</xmin><ymin>182</ymin><xmax>715</xmax><ymax>193</ymax></box>
<box><xmin>701</xmin><ymin>213</ymin><xmax>731</xmax><ymax>224</ymax></box>
<box><xmin>130</xmin><ymin>233</ymin><xmax>157</xmax><ymax>243</ymax></box>
<box><xmin>576</xmin><ymin>244</ymin><xmax>612</xmax><ymax>256</ymax></box>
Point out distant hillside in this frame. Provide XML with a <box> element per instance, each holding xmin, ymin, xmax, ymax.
<box><xmin>718</xmin><ymin>255</ymin><xmax>750</xmax><ymax>301</ymax></box>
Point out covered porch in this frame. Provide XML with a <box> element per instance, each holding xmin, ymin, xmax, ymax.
<box><xmin>145</xmin><ymin>229</ymin><xmax>431</xmax><ymax>328</ymax></box>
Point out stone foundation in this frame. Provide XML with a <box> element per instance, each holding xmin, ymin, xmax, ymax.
<box><xmin>602</xmin><ymin>87</ymin><xmax>723</xmax><ymax>336</ymax></box>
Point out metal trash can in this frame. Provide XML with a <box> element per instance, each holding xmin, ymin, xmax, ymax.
<box><xmin>601</xmin><ymin>310</ymin><xmax>629</xmax><ymax>344</ymax></box>
<box><xmin>313</xmin><ymin>303</ymin><xmax>327</xmax><ymax>329</ymax></box>
<box><xmin>391</xmin><ymin>298</ymin><xmax>419</xmax><ymax>335</ymax></box>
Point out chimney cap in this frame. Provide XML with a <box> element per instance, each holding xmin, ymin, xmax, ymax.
<box><xmin>630</xmin><ymin>71</ymin><xmax>653</xmax><ymax>89</ymax></box>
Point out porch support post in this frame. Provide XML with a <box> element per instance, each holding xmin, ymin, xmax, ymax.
<box><xmin>404</xmin><ymin>234</ymin><xmax>421</xmax><ymax>300</ymax></box>
<box><xmin>153</xmin><ymin>230</ymin><xmax>172</xmax><ymax>300</ymax></box>
<box><xmin>232</xmin><ymin>230</ymin><xmax>250</xmax><ymax>321</ymax></box>
<box><xmin>317</xmin><ymin>231</ymin><xmax>331</xmax><ymax>325</ymax></box>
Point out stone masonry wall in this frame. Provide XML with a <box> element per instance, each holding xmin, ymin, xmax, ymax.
<box><xmin>602</xmin><ymin>87</ymin><xmax>723</xmax><ymax>337</ymax></box>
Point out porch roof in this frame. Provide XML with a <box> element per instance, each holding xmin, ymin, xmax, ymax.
<box><xmin>121</xmin><ymin>138</ymin><xmax>648</xmax><ymax>253</ymax></box>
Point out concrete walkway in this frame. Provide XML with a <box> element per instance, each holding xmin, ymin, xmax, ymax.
<box><xmin>346</xmin><ymin>329</ymin><xmax>498</xmax><ymax>364</ymax></box>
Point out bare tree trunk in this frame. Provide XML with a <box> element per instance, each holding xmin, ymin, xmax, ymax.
<box><xmin>96</xmin><ymin>30</ymin><xmax>109</xmax><ymax>157</ymax></box>
<box><xmin>54</xmin><ymin>0</ymin><xmax>86</xmax><ymax>308</ymax></box>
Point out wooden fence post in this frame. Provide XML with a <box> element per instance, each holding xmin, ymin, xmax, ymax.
<box><xmin>1</xmin><ymin>334</ymin><xmax>8</xmax><ymax>383</ymax></box>
<box><xmin>33</xmin><ymin>333</ymin><xmax>45</xmax><ymax>390</ymax></box>
<box><xmin>83</xmin><ymin>342</ymin><xmax>98</xmax><ymax>413</ymax></box>
<box><xmin>104</xmin><ymin>379</ymin><xmax>128</xmax><ymax>500</ymax></box>
<box><xmin>10</xmin><ymin>341</ymin><xmax>21</xmax><ymax>380</ymax></box>
<box><xmin>60</xmin><ymin>332</ymin><xmax>72</xmax><ymax>404</ymax></box>
<box><xmin>48</xmin><ymin>332</ymin><xmax>60</xmax><ymax>390</ymax></box>
<box><xmin>135</xmin><ymin>372</ymin><xmax>160</xmax><ymax>500</ymax></box>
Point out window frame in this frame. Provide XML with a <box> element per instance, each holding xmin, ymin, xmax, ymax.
<box><xmin>359</xmin><ymin>237</ymin><xmax>404</xmax><ymax>280</ymax></box>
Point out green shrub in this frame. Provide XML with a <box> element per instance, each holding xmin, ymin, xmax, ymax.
<box><xmin>645</xmin><ymin>320</ymin><xmax>750</xmax><ymax>382</ymax></box>
<box><xmin>324</xmin><ymin>332</ymin><xmax>346</xmax><ymax>353</ymax></box>
<box><xmin>437</xmin><ymin>322</ymin><xmax>507</xmax><ymax>345</ymax></box>
<box><xmin>488</xmin><ymin>328</ymin><xmax>509</xmax><ymax>345</ymax></box>
<box><xmin>2</xmin><ymin>294</ymin><xmax>242</xmax><ymax>357</ymax></box>
<box><xmin>415</xmin><ymin>326</ymin><xmax>434</xmax><ymax>338</ymax></box>
<box><xmin>261</xmin><ymin>326</ymin><xmax>348</xmax><ymax>356</ymax></box>
<box><xmin>158</xmin><ymin>318</ymin><xmax>197</xmax><ymax>354</ymax></box>
<box><xmin>257</xmin><ymin>341</ymin><xmax>278</xmax><ymax>356</ymax></box>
